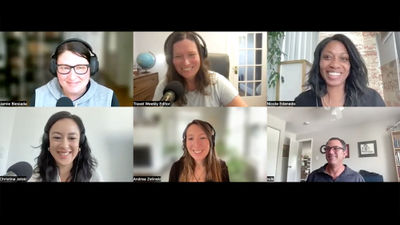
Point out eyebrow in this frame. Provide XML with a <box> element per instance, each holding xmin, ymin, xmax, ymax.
<box><xmin>51</xmin><ymin>131</ymin><xmax>78</xmax><ymax>136</ymax></box>
<box><xmin>322</xmin><ymin>50</ymin><xmax>349</xmax><ymax>55</ymax></box>
<box><xmin>187</xmin><ymin>132</ymin><xmax>207</xmax><ymax>137</ymax></box>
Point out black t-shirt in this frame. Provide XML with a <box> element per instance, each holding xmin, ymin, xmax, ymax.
<box><xmin>294</xmin><ymin>88</ymin><xmax>386</xmax><ymax>106</ymax></box>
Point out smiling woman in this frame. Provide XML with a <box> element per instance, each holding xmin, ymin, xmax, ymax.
<box><xmin>30</xmin><ymin>38</ymin><xmax>119</xmax><ymax>107</ymax></box>
<box><xmin>169</xmin><ymin>119</ymin><xmax>230</xmax><ymax>182</ymax></box>
<box><xmin>153</xmin><ymin>32</ymin><xmax>247</xmax><ymax>107</ymax></box>
<box><xmin>29</xmin><ymin>111</ymin><xmax>101</xmax><ymax>182</ymax></box>
<box><xmin>294</xmin><ymin>34</ymin><xmax>385</xmax><ymax>107</ymax></box>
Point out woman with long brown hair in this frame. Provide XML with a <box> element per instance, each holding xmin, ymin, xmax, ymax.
<box><xmin>169</xmin><ymin>119</ymin><xmax>229</xmax><ymax>182</ymax></box>
<box><xmin>153</xmin><ymin>32</ymin><xmax>247</xmax><ymax>107</ymax></box>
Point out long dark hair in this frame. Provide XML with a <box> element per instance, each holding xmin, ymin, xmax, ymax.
<box><xmin>306</xmin><ymin>34</ymin><xmax>369</xmax><ymax>105</ymax></box>
<box><xmin>35</xmin><ymin>111</ymin><xmax>97</xmax><ymax>182</ymax></box>
<box><xmin>164</xmin><ymin>32</ymin><xmax>211</xmax><ymax>106</ymax></box>
<box><xmin>180</xmin><ymin>119</ymin><xmax>223</xmax><ymax>182</ymax></box>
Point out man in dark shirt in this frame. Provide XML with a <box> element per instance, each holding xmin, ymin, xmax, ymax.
<box><xmin>307</xmin><ymin>137</ymin><xmax>364</xmax><ymax>182</ymax></box>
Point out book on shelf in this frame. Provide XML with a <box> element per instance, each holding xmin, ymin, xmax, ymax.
<box><xmin>397</xmin><ymin>166</ymin><xmax>400</xmax><ymax>178</ymax></box>
<box><xmin>393</xmin><ymin>136</ymin><xmax>400</xmax><ymax>148</ymax></box>
<box><xmin>396</xmin><ymin>151</ymin><xmax>400</xmax><ymax>165</ymax></box>
<box><xmin>395</xmin><ymin>151</ymin><xmax>400</xmax><ymax>165</ymax></box>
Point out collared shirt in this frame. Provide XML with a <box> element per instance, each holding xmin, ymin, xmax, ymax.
<box><xmin>306</xmin><ymin>163</ymin><xmax>365</xmax><ymax>182</ymax></box>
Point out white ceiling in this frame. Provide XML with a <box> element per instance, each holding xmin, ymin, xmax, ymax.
<box><xmin>268</xmin><ymin>107</ymin><xmax>400</xmax><ymax>135</ymax></box>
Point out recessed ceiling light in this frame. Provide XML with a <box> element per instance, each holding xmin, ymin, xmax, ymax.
<box><xmin>303</xmin><ymin>121</ymin><xmax>311</xmax><ymax>125</ymax></box>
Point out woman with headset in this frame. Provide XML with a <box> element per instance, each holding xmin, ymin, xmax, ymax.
<box><xmin>169</xmin><ymin>119</ymin><xmax>230</xmax><ymax>182</ymax></box>
<box><xmin>294</xmin><ymin>34</ymin><xmax>385</xmax><ymax>107</ymax></box>
<box><xmin>30</xmin><ymin>38</ymin><xmax>119</xmax><ymax>106</ymax></box>
<box><xmin>30</xmin><ymin>111</ymin><xmax>101</xmax><ymax>182</ymax></box>
<box><xmin>153</xmin><ymin>32</ymin><xmax>247</xmax><ymax>106</ymax></box>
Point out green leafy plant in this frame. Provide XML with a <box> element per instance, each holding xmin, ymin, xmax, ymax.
<box><xmin>267</xmin><ymin>32</ymin><xmax>286</xmax><ymax>88</ymax></box>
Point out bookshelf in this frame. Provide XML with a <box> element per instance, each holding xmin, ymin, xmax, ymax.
<box><xmin>300</xmin><ymin>155</ymin><xmax>311</xmax><ymax>182</ymax></box>
<box><xmin>0</xmin><ymin>32</ymin><xmax>62</xmax><ymax>102</ymax></box>
<box><xmin>390</xmin><ymin>130</ymin><xmax>400</xmax><ymax>181</ymax></box>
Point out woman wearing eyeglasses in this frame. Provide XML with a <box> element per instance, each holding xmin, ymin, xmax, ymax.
<box><xmin>30</xmin><ymin>38</ymin><xmax>119</xmax><ymax>106</ymax></box>
<box><xmin>306</xmin><ymin>137</ymin><xmax>364</xmax><ymax>182</ymax></box>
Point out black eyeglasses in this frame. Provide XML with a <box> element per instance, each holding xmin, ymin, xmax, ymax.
<box><xmin>57</xmin><ymin>64</ymin><xmax>89</xmax><ymax>75</ymax></box>
<box><xmin>321</xmin><ymin>145</ymin><xmax>345</xmax><ymax>152</ymax></box>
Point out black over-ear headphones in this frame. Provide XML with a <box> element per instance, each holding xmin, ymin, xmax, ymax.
<box><xmin>164</xmin><ymin>32</ymin><xmax>208</xmax><ymax>65</ymax></box>
<box><xmin>204</xmin><ymin>121</ymin><xmax>216</xmax><ymax>148</ymax></box>
<box><xmin>79</xmin><ymin>133</ymin><xmax>86</xmax><ymax>147</ymax></box>
<box><xmin>49</xmin><ymin>38</ymin><xmax>99</xmax><ymax>76</ymax></box>
<box><xmin>183</xmin><ymin>120</ymin><xmax>216</xmax><ymax>149</ymax></box>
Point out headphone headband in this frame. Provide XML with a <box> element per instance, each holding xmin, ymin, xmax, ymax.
<box><xmin>164</xmin><ymin>32</ymin><xmax>208</xmax><ymax>65</ymax></box>
<box><xmin>182</xmin><ymin>120</ymin><xmax>216</xmax><ymax>150</ymax></box>
<box><xmin>49</xmin><ymin>38</ymin><xmax>99</xmax><ymax>76</ymax></box>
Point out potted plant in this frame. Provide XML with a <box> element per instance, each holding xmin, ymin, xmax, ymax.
<box><xmin>267</xmin><ymin>32</ymin><xmax>286</xmax><ymax>88</ymax></box>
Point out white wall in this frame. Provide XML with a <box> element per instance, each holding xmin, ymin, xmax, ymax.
<box><xmin>133</xmin><ymin>32</ymin><xmax>171</xmax><ymax>83</ymax></box>
<box><xmin>0</xmin><ymin>108</ymin><xmax>16</xmax><ymax>174</ymax></box>
<box><xmin>377</xmin><ymin>32</ymin><xmax>397</xmax><ymax>65</ymax></box>
<box><xmin>4</xmin><ymin>107</ymin><xmax>133</xmax><ymax>181</ymax></box>
<box><xmin>267</xmin><ymin>113</ymin><xmax>286</xmax><ymax>181</ymax></box>
<box><xmin>298</xmin><ymin>118</ymin><xmax>398</xmax><ymax>181</ymax></box>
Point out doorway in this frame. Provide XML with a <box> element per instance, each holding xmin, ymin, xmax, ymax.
<box><xmin>286</xmin><ymin>138</ymin><xmax>312</xmax><ymax>182</ymax></box>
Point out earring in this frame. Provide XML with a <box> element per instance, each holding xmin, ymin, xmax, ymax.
<box><xmin>48</xmin><ymin>147</ymin><xmax>50</xmax><ymax>151</ymax></box>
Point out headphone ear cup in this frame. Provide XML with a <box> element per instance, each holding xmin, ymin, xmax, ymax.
<box><xmin>164</xmin><ymin>36</ymin><xmax>172</xmax><ymax>66</ymax></box>
<box><xmin>212</xmin><ymin>134</ymin><xmax>215</xmax><ymax>148</ymax></box>
<box><xmin>89</xmin><ymin>56</ymin><xmax>99</xmax><ymax>76</ymax></box>
<box><xmin>49</xmin><ymin>57</ymin><xmax>57</xmax><ymax>76</ymax></box>
<box><xmin>193</xmin><ymin>32</ymin><xmax>207</xmax><ymax>59</ymax></box>
<box><xmin>200</xmin><ymin>45</ymin><xmax>208</xmax><ymax>59</ymax></box>
<box><xmin>80</xmin><ymin>134</ymin><xmax>86</xmax><ymax>147</ymax></box>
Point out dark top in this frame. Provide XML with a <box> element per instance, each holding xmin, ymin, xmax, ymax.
<box><xmin>169</xmin><ymin>157</ymin><xmax>230</xmax><ymax>182</ymax></box>
<box><xmin>306</xmin><ymin>163</ymin><xmax>365</xmax><ymax>182</ymax></box>
<box><xmin>294</xmin><ymin>88</ymin><xmax>386</xmax><ymax>106</ymax></box>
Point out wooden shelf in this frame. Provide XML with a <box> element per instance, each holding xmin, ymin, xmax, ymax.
<box><xmin>390</xmin><ymin>131</ymin><xmax>400</xmax><ymax>181</ymax></box>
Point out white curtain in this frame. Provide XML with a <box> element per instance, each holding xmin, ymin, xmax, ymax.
<box><xmin>281</xmin><ymin>32</ymin><xmax>319</xmax><ymax>63</ymax></box>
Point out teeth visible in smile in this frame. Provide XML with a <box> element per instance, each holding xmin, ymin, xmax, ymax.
<box><xmin>183</xmin><ymin>67</ymin><xmax>192</xmax><ymax>71</ymax></box>
<box><xmin>59</xmin><ymin>152</ymin><xmax>71</xmax><ymax>156</ymax></box>
<box><xmin>193</xmin><ymin>150</ymin><xmax>202</xmax><ymax>154</ymax></box>
<box><xmin>328</xmin><ymin>72</ymin><xmax>341</xmax><ymax>76</ymax></box>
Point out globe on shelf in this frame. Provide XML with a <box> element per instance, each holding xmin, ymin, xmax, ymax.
<box><xmin>136</xmin><ymin>52</ymin><xmax>156</xmax><ymax>73</ymax></box>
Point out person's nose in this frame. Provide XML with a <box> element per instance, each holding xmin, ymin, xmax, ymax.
<box><xmin>329</xmin><ymin>57</ymin><xmax>341</xmax><ymax>69</ymax></box>
<box><xmin>61</xmin><ymin>137</ymin><xmax>70</xmax><ymax>148</ymax></box>
<box><xmin>326</xmin><ymin>148</ymin><xmax>336</xmax><ymax>154</ymax></box>
<box><xmin>193</xmin><ymin>138</ymin><xmax>202</xmax><ymax>148</ymax></box>
<box><xmin>183</xmin><ymin>56</ymin><xmax>191</xmax><ymax>65</ymax></box>
<box><xmin>66</xmin><ymin>69</ymin><xmax>79</xmax><ymax>80</ymax></box>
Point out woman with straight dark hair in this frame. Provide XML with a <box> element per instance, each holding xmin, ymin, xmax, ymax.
<box><xmin>30</xmin><ymin>111</ymin><xmax>101</xmax><ymax>182</ymax></box>
<box><xmin>169</xmin><ymin>119</ymin><xmax>229</xmax><ymax>182</ymax></box>
<box><xmin>295</xmin><ymin>34</ymin><xmax>385</xmax><ymax>106</ymax></box>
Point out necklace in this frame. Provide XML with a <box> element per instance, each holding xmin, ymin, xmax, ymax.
<box><xmin>193</xmin><ymin>169</ymin><xmax>205</xmax><ymax>182</ymax></box>
<box><xmin>322</xmin><ymin>93</ymin><xmax>345</xmax><ymax>107</ymax></box>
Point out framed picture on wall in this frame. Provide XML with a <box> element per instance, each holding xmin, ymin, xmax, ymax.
<box><xmin>358</xmin><ymin>140</ymin><xmax>377</xmax><ymax>157</ymax></box>
<box><xmin>345</xmin><ymin>144</ymin><xmax>350</xmax><ymax>158</ymax></box>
